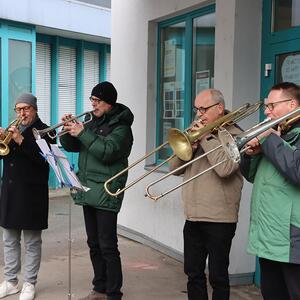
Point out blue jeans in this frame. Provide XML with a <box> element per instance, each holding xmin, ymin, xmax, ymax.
<box><xmin>83</xmin><ymin>206</ymin><xmax>122</xmax><ymax>300</ymax></box>
<box><xmin>183</xmin><ymin>221</ymin><xmax>236</xmax><ymax>300</ymax></box>
<box><xmin>2</xmin><ymin>228</ymin><xmax>42</xmax><ymax>284</ymax></box>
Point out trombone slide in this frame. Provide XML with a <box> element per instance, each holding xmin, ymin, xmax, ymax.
<box><xmin>145</xmin><ymin>107</ymin><xmax>300</xmax><ymax>201</ymax></box>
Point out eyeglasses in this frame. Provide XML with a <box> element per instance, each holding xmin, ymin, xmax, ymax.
<box><xmin>89</xmin><ymin>96</ymin><xmax>103</xmax><ymax>103</ymax></box>
<box><xmin>193</xmin><ymin>102</ymin><xmax>220</xmax><ymax>114</ymax></box>
<box><xmin>14</xmin><ymin>105</ymin><xmax>32</xmax><ymax>113</ymax></box>
<box><xmin>263</xmin><ymin>98</ymin><xmax>293</xmax><ymax>111</ymax></box>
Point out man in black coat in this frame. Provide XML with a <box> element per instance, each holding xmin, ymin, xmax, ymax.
<box><xmin>0</xmin><ymin>93</ymin><xmax>53</xmax><ymax>300</ymax></box>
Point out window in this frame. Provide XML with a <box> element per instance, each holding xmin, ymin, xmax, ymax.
<box><xmin>272</xmin><ymin>0</ymin><xmax>300</xmax><ymax>32</ymax></box>
<box><xmin>36</xmin><ymin>42</ymin><xmax>51</xmax><ymax>125</ymax></box>
<box><xmin>106</xmin><ymin>51</ymin><xmax>111</xmax><ymax>81</ymax></box>
<box><xmin>8</xmin><ymin>40</ymin><xmax>32</xmax><ymax>122</ymax></box>
<box><xmin>58</xmin><ymin>46</ymin><xmax>77</xmax><ymax>122</ymax></box>
<box><xmin>83</xmin><ymin>49</ymin><xmax>100</xmax><ymax>112</ymax></box>
<box><xmin>157</xmin><ymin>6</ymin><xmax>215</xmax><ymax>161</ymax></box>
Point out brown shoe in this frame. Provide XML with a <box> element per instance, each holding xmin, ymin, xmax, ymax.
<box><xmin>78</xmin><ymin>290</ymin><xmax>107</xmax><ymax>300</ymax></box>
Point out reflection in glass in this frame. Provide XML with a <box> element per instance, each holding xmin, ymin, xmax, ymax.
<box><xmin>273</xmin><ymin>0</ymin><xmax>300</xmax><ymax>32</ymax></box>
<box><xmin>276</xmin><ymin>51</ymin><xmax>300</xmax><ymax>85</ymax></box>
<box><xmin>9</xmin><ymin>39</ymin><xmax>32</xmax><ymax>121</ymax></box>
<box><xmin>158</xmin><ymin>22</ymin><xmax>186</xmax><ymax>160</ymax></box>
<box><xmin>192</xmin><ymin>13</ymin><xmax>215</xmax><ymax>112</ymax></box>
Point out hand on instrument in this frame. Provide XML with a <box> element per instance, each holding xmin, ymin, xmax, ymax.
<box><xmin>189</xmin><ymin>119</ymin><xmax>204</xmax><ymax>132</ymax></box>
<box><xmin>63</xmin><ymin>121</ymin><xmax>84</xmax><ymax>137</ymax></box>
<box><xmin>8</xmin><ymin>126</ymin><xmax>24</xmax><ymax>145</ymax></box>
<box><xmin>61</xmin><ymin>114</ymin><xmax>75</xmax><ymax>126</ymax></box>
<box><xmin>244</xmin><ymin>136</ymin><xmax>262</xmax><ymax>155</ymax></box>
<box><xmin>0</xmin><ymin>127</ymin><xmax>6</xmax><ymax>140</ymax></box>
<box><xmin>245</xmin><ymin>146</ymin><xmax>261</xmax><ymax>155</ymax></box>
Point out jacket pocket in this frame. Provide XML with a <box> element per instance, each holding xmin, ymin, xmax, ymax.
<box><xmin>78</xmin><ymin>175</ymin><xmax>122</xmax><ymax>211</ymax></box>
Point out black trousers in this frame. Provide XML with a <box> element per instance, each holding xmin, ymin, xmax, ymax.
<box><xmin>184</xmin><ymin>220</ymin><xmax>236</xmax><ymax>300</ymax></box>
<box><xmin>259</xmin><ymin>257</ymin><xmax>300</xmax><ymax>300</ymax></box>
<box><xmin>83</xmin><ymin>206</ymin><xmax>123</xmax><ymax>300</ymax></box>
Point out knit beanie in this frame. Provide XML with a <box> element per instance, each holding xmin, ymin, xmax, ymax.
<box><xmin>91</xmin><ymin>81</ymin><xmax>118</xmax><ymax>105</ymax></box>
<box><xmin>15</xmin><ymin>93</ymin><xmax>38</xmax><ymax>110</ymax></box>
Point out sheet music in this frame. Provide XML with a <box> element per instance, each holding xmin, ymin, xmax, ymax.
<box><xmin>36</xmin><ymin>139</ymin><xmax>63</xmax><ymax>186</ymax></box>
<box><xmin>50</xmin><ymin>145</ymin><xmax>89</xmax><ymax>191</ymax></box>
<box><xmin>36</xmin><ymin>140</ymin><xmax>89</xmax><ymax>192</ymax></box>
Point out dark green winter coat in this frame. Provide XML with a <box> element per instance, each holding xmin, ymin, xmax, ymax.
<box><xmin>60</xmin><ymin>103</ymin><xmax>134</xmax><ymax>212</ymax></box>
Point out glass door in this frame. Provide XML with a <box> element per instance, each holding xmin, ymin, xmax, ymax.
<box><xmin>8</xmin><ymin>39</ymin><xmax>32</xmax><ymax>122</ymax></box>
<box><xmin>0</xmin><ymin>21</ymin><xmax>35</xmax><ymax>127</ymax></box>
<box><xmin>261</xmin><ymin>0</ymin><xmax>300</xmax><ymax>97</ymax></box>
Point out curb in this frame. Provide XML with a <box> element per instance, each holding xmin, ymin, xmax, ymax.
<box><xmin>49</xmin><ymin>187</ymin><xmax>70</xmax><ymax>199</ymax></box>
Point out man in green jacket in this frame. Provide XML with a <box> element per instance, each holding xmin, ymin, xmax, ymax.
<box><xmin>60</xmin><ymin>81</ymin><xmax>134</xmax><ymax>300</ymax></box>
<box><xmin>240</xmin><ymin>82</ymin><xmax>300</xmax><ymax>300</ymax></box>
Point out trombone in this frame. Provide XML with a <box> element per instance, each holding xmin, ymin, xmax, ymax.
<box><xmin>168</xmin><ymin>101</ymin><xmax>262</xmax><ymax>161</ymax></box>
<box><xmin>32</xmin><ymin>111</ymin><xmax>93</xmax><ymax>140</ymax></box>
<box><xmin>145</xmin><ymin>107</ymin><xmax>300</xmax><ymax>201</ymax></box>
<box><xmin>104</xmin><ymin>101</ymin><xmax>262</xmax><ymax>197</ymax></box>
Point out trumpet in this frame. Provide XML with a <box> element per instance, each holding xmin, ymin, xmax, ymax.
<box><xmin>0</xmin><ymin>118</ymin><xmax>23</xmax><ymax>156</ymax></box>
<box><xmin>145</xmin><ymin>107</ymin><xmax>300</xmax><ymax>201</ymax></box>
<box><xmin>104</xmin><ymin>101</ymin><xmax>262</xmax><ymax>197</ymax></box>
<box><xmin>32</xmin><ymin>111</ymin><xmax>93</xmax><ymax>140</ymax></box>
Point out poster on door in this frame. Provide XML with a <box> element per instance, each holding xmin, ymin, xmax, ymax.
<box><xmin>195</xmin><ymin>70</ymin><xmax>210</xmax><ymax>95</ymax></box>
<box><xmin>164</xmin><ymin>39</ymin><xmax>176</xmax><ymax>78</ymax></box>
<box><xmin>163</xmin><ymin>81</ymin><xmax>184</xmax><ymax>119</ymax></box>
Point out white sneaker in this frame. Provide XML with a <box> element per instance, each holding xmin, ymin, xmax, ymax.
<box><xmin>0</xmin><ymin>280</ymin><xmax>20</xmax><ymax>298</ymax></box>
<box><xmin>19</xmin><ymin>282</ymin><xmax>35</xmax><ymax>300</ymax></box>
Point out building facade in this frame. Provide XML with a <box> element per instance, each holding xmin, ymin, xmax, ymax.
<box><xmin>111</xmin><ymin>0</ymin><xmax>300</xmax><ymax>284</ymax></box>
<box><xmin>0</xmin><ymin>0</ymin><xmax>111</xmax><ymax>187</ymax></box>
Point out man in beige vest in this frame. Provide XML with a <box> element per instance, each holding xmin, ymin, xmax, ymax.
<box><xmin>170</xmin><ymin>89</ymin><xmax>243</xmax><ymax>300</ymax></box>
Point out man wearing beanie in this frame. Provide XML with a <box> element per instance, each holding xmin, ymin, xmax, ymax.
<box><xmin>60</xmin><ymin>81</ymin><xmax>134</xmax><ymax>300</ymax></box>
<box><xmin>0</xmin><ymin>93</ymin><xmax>54</xmax><ymax>300</ymax></box>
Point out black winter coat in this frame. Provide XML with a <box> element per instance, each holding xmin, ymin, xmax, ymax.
<box><xmin>0</xmin><ymin>118</ymin><xmax>53</xmax><ymax>230</ymax></box>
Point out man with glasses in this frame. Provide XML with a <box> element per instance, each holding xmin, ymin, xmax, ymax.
<box><xmin>0</xmin><ymin>93</ymin><xmax>53</xmax><ymax>300</ymax></box>
<box><xmin>170</xmin><ymin>88</ymin><xmax>243</xmax><ymax>300</ymax></box>
<box><xmin>240</xmin><ymin>82</ymin><xmax>300</xmax><ymax>300</ymax></box>
<box><xmin>60</xmin><ymin>81</ymin><xmax>134</xmax><ymax>300</ymax></box>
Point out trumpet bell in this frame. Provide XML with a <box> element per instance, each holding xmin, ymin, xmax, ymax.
<box><xmin>168</xmin><ymin>128</ymin><xmax>193</xmax><ymax>161</ymax></box>
<box><xmin>0</xmin><ymin>142</ymin><xmax>10</xmax><ymax>156</ymax></box>
<box><xmin>0</xmin><ymin>117</ymin><xmax>23</xmax><ymax>156</ymax></box>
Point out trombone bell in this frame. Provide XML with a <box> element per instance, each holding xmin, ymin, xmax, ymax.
<box><xmin>218</xmin><ymin>129</ymin><xmax>241</xmax><ymax>163</ymax></box>
<box><xmin>168</xmin><ymin>128</ymin><xmax>193</xmax><ymax>162</ymax></box>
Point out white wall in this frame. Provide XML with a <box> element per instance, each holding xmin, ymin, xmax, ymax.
<box><xmin>112</xmin><ymin>0</ymin><xmax>262</xmax><ymax>280</ymax></box>
<box><xmin>214</xmin><ymin>0</ymin><xmax>263</xmax><ymax>276</ymax></box>
<box><xmin>0</xmin><ymin>0</ymin><xmax>110</xmax><ymax>39</ymax></box>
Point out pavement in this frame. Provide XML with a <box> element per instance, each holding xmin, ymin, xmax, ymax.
<box><xmin>0</xmin><ymin>192</ymin><xmax>263</xmax><ymax>300</ymax></box>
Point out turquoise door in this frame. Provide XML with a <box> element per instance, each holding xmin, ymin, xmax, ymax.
<box><xmin>261</xmin><ymin>0</ymin><xmax>300</xmax><ymax>97</ymax></box>
<box><xmin>257</xmin><ymin>0</ymin><xmax>300</xmax><ymax>286</ymax></box>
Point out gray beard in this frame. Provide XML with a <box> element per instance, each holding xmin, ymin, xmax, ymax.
<box><xmin>19</xmin><ymin>114</ymin><xmax>39</xmax><ymax>133</ymax></box>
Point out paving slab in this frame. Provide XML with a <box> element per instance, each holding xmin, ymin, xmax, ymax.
<box><xmin>0</xmin><ymin>194</ymin><xmax>262</xmax><ymax>300</ymax></box>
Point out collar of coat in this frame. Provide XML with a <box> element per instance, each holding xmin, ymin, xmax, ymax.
<box><xmin>282</xmin><ymin>119</ymin><xmax>300</xmax><ymax>143</ymax></box>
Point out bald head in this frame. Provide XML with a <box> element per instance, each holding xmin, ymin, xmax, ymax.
<box><xmin>194</xmin><ymin>89</ymin><xmax>225</xmax><ymax>125</ymax></box>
